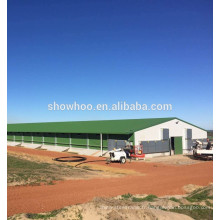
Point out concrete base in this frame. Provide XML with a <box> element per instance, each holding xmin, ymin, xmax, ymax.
<box><xmin>7</xmin><ymin>141</ymin><xmax>43</xmax><ymax>149</ymax></box>
<box><xmin>145</xmin><ymin>152</ymin><xmax>171</xmax><ymax>158</ymax></box>
<box><xmin>183</xmin><ymin>149</ymin><xmax>193</xmax><ymax>155</ymax></box>
<box><xmin>145</xmin><ymin>149</ymin><xmax>193</xmax><ymax>158</ymax></box>
<box><xmin>7</xmin><ymin>141</ymin><xmax>22</xmax><ymax>146</ymax></box>
<box><xmin>21</xmin><ymin>143</ymin><xmax>42</xmax><ymax>149</ymax></box>
<box><xmin>41</xmin><ymin>145</ymin><xmax>70</xmax><ymax>152</ymax></box>
<box><xmin>68</xmin><ymin>147</ymin><xmax>107</xmax><ymax>156</ymax></box>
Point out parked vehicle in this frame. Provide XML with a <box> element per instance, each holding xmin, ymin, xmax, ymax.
<box><xmin>107</xmin><ymin>148</ymin><xmax>128</xmax><ymax>164</ymax></box>
<box><xmin>192</xmin><ymin>140</ymin><xmax>213</xmax><ymax>160</ymax></box>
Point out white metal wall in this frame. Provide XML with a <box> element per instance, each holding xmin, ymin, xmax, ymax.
<box><xmin>134</xmin><ymin>119</ymin><xmax>207</xmax><ymax>151</ymax></box>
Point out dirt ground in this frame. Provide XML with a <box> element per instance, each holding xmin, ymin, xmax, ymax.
<box><xmin>9</xmin><ymin>184</ymin><xmax>213</xmax><ymax>220</ymax></box>
<box><xmin>145</xmin><ymin>154</ymin><xmax>207</xmax><ymax>165</ymax></box>
<box><xmin>7</xmin><ymin>153</ymin><xmax>106</xmax><ymax>187</ymax></box>
<box><xmin>7</xmin><ymin>146</ymin><xmax>213</xmax><ymax>217</ymax></box>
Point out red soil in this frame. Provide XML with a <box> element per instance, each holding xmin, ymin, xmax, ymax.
<box><xmin>7</xmin><ymin>146</ymin><xmax>213</xmax><ymax>216</ymax></box>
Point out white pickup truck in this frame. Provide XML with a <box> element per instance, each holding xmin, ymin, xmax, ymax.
<box><xmin>192</xmin><ymin>140</ymin><xmax>213</xmax><ymax>160</ymax></box>
<box><xmin>193</xmin><ymin>148</ymin><xmax>213</xmax><ymax>160</ymax></box>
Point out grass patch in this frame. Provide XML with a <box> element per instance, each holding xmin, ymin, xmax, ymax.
<box><xmin>7</xmin><ymin>155</ymin><xmax>52</xmax><ymax>185</ymax></box>
<box><xmin>26</xmin><ymin>208</ymin><xmax>67</xmax><ymax>219</ymax></box>
<box><xmin>169</xmin><ymin>205</ymin><xmax>213</xmax><ymax>220</ymax></box>
<box><xmin>7</xmin><ymin>154</ymin><xmax>90</xmax><ymax>186</ymax></box>
<box><xmin>186</xmin><ymin>189</ymin><xmax>212</xmax><ymax>202</ymax></box>
<box><xmin>169</xmin><ymin>197</ymin><xmax>181</xmax><ymax>203</ymax></box>
<box><xmin>121</xmin><ymin>193</ymin><xmax>133</xmax><ymax>200</ymax></box>
<box><xmin>205</xmin><ymin>200</ymin><xmax>213</xmax><ymax>207</ymax></box>
<box><xmin>7</xmin><ymin>155</ymin><xmax>51</xmax><ymax>170</ymax></box>
<box><xmin>132</xmin><ymin>194</ymin><xmax>157</xmax><ymax>202</ymax></box>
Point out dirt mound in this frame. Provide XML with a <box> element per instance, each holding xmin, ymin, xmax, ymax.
<box><xmin>204</xmin><ymin>184</ymin><xmax>213</xmax><ymax>197</ymax></box>
<box><xmin>183</xmin><ymin>184</ymin><xmax>204</xmax><ymax>193</ymax></box>
<box><xmin>9</xmin><ymin>197</ymin><xmax>194</xmax><ymax>220</ymax></box>
<box><xmin>150</xmin><ymin>198</ymin><xmax>179</xmax><ymax>208</ymax></box>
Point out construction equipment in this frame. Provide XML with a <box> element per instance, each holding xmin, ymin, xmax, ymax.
<box><xmin>107</xmin><ymin>148</ymin><xmax>129</xmax><ymax>164</ymax></box>
<box><xmin>105</xmin><ymin>143</ymin><xmax>146</xmax><ymax>164</ymax></box>
<box><xmin>130</xmin><ymin>145</ymin><xmax>145</xmax><ymax>160</ymax></box>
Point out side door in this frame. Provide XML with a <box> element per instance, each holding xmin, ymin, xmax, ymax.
<box><xmin>174</xmin><ymin>137</ymin><xmax>183</xmax><ymax>155</ymax></box>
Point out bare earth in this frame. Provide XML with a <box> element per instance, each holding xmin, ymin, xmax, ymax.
<box><xmin>9</xmin><ymin>196</ymin><xmax>196</xmax><ymax>220</ymax></box>
<box><xmin>7</xmin><ymin>146</ymin><xmax>213</xmax><ymax>217</ymax></box>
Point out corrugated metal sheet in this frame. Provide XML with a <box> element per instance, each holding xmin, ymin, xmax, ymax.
<box><xmin>7</xmin><ymin>135</ymin><xmax>14</xmax><ymax>141</ymax></box>
<box><xmin>15</xmin><ymin>133</ymin><xmax>22</xmax><ymax>142</ymax></box>
<box><xmin>23</xmin><ymin>132</ymin><xmax>32</xmax><ymax>142</ymax></box>
<box><xmin>107</xmin><ymin>139</ymin><xmax>127</xmax><ymax>151</ymax></box>
<box><xmin>72</xmin><ymin>133</ymin><xmax>87</xmax><ymax>146</ymax></box>
<box><xmin>7</xmin><ymin>118</ymin><xmax>178</xmax><ymax>134</ymax></box>
<box><xmin>33</xmin><ymin>133</ymin><xmax>43</xmax><ymax>144</ymax></box>
<box><xmin>141</xmin><ymin>140</ymin><xmax>170</xmax><ymax>154</ymax></box>
<box><xmin>7</xmin><ymin>117</ymin><xmax>206</xmax><ymax>134</ymax></box>
<box><xmin>57</xmin><ymin>133</ymin><xmax>69</xmax><ymax>145</ymax></box>
<box><xmin>44</xmin><ymin>133</ymin><xmax>56</xmax><ymax>145</ymax></box>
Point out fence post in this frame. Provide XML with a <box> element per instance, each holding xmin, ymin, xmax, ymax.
<box><xmin>100</xmin><ymin>133</ymin><xmax>103</xmax><ymax>156</ymax></box>
<box><xmin>87</xmin><ymin>134</ymin><xmax>89</xmax><ymax>149</ymax></box>
<box><xmin>55</xmin><ymin>134</ymin><xmax>57</xmax><ymax>146</ymax></box>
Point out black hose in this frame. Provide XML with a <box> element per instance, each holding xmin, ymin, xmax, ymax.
<box><xmin>53</xmin><ymin>156</ymin><xmax>87</xmax><ymax>162</ymax></box>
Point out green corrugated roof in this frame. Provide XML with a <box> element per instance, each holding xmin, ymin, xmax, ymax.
<box><xmin>7</xmin><ymin>117</ymin><xmax>176</xmax><ymax>134</ymax></box>
<box><xmin>7</xmin><ymin>117</ymin><xmax>206</xmax><ymax>134</ymax></box>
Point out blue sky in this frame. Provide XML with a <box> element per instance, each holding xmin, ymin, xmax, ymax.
<box><xmin>8</xmin><ymin>0</ymin><xmax>213</xmax><ymax>129</ymax></box>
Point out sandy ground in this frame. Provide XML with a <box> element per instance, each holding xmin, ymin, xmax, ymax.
<box><xmin>9</xmin><ymin>197</ymin><xmax>194</xmax><ymax>220</ymax></box>
<box><xmin>7</xmin><ymin>146</ymin><xmax>213</xmax><ymax>217</ymax></box>
<box><xmin>145</xmin><ymin>154</ymin><xmax>205</xmax><ymax>165</ymax></box>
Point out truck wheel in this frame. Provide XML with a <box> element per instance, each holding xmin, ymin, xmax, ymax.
<box><xmin>120</xmin><ymin>157</ymin><xmax>126</xmax><ymax>164</ymax></box>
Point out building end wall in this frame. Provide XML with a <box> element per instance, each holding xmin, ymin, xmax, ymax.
<box><xmin>134</xmin><ymin>119</ymin><xmax>207</xmax><ymax>151</ymax></box>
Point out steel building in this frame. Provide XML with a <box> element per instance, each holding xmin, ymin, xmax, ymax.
<box><xmin>7</xmin><ymin>117</ymin><xmax>207</xmax><ymax>155</ymax></box>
